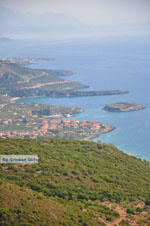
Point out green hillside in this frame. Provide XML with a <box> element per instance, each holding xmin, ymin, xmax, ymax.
<box><xmin>0</xmin><ymin>60</ymin><xmax>87</xmax><ymax>96</ymax></box>
<box><xmin>0</xmin><ymin>139</ymin><xmax>150</xmax><ymax>225</ymax></box>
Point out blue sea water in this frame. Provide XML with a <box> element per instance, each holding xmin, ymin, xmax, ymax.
<box><xmin>0</xmin><ymin>36</ymin><xmax>150</xmax><ymax>159</ymax></box>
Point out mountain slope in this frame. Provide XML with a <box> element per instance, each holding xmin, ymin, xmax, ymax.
<box><xmin>0</xmin><ymin>139</ymin><xmax>150</xmax><ymax>225</ymax></box>
<box><xmin>0</xmin><ymin>60</ymin><xmax>87</xmax><ymax>96</ymax></box>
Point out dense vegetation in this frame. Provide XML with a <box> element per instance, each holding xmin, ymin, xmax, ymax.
<box><xmin>0</xmin><ymin>138</ymin><xmax>150</xmax><ymax>225</ymax></box>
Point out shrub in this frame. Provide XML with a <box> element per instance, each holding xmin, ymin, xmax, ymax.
<box><xmin>126</xmin><ymin>207</ymin><xmax>135</xmax><ymax>215</ymax></box>
<box><xmin>136</xmin><ymin>207</ymin><xmax>143</xmax><ymax>213</ymax></box>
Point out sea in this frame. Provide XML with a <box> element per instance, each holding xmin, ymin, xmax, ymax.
<box><xmin>0</xmin><ymin>35</ymin><xmax>150</xmax><ymax>160</ymax></box>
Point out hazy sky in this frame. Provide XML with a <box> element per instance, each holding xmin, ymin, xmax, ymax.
<box><xmin>0</xmin><ymin>0</ymin><xmax>150</xmax><ymax>26</ymax></box>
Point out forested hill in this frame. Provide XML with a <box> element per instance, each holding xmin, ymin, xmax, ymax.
<box><xmin>0</xmin><ymin>138</ymin><xmax>150</xmax><ymax>226</ymax></box>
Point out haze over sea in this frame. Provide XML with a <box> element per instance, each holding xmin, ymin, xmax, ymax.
<box><xmin>0</xmin><ymin>36</ymin><xmax>150</xmax><ymax>159</ymax></box>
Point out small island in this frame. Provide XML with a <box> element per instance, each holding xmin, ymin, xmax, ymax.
<box><xmin>103</xmin><ymin>102</ymin><xmax>145</xmax><ymax>112</ymax></box>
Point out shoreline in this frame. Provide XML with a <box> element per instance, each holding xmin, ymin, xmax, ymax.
<box><xmin>81</xmin><ymin>125</ymin><xmax>116</xmax><ymax>141</ymax></box>
<box><xmin>10</xmin><ymin>97</ymin><xmax>21</xmax><ymax>101</ymax></box>
<box><xmin>13</xmin><ymin>89</ymin><xmax>129</xmax><ymax>100</ymax></box>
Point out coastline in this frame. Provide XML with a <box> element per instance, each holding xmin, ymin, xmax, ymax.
<box><xmin>10</xmin><ymin>97</ymin><xmax>21</xmax><ymax>101</ymax></box>
<box><xmin>81</xmin><ymin>125</ymin><xmax>116</xmax><ymax>141</ymax></box>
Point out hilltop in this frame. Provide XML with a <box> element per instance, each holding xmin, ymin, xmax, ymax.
<box><xmin>0</xmin><ymin>138</ymin><xmax>150</xmax><ymax>225</ymax></box>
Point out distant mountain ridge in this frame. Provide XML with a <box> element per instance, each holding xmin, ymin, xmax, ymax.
<box><xmin>0</xmin><ymin>7</ymin><xmax>82</xmax><ymax>33</ymax></box>
<box><xmin>0</xmin><ymin>7</ymin><xmax>149</xmax><ymax>39</ymax></box>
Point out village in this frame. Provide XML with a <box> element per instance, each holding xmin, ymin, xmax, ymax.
<box><xmin>0</xmin><ymin>100</ymin><xmax>114</xmax><ymax>140</ymax></box>
<box><xmin>0</xmin><ymin>114</ymin><xmax>106</xmax><ymax>140</ymax></box>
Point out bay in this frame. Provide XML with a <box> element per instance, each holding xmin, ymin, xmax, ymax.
<box><xmin>0</xmin><ymin>36</ymin><xmax>150</xmax><ymax>159</ymax></box>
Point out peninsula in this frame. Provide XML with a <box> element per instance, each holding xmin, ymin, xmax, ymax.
<box><xmin>103</xmin><ymin>102</ymin><xmax>145</xmax><ymax>112</ymax></box>
<box><xmin>0</xmin><ymin>58</ymin><xmax>129</xmax><ymax>98</ymax></box>
<box><xmin>0</xmin><ymin>57</ymin><xmax>54</xmax><ymax>66</ymax></box>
